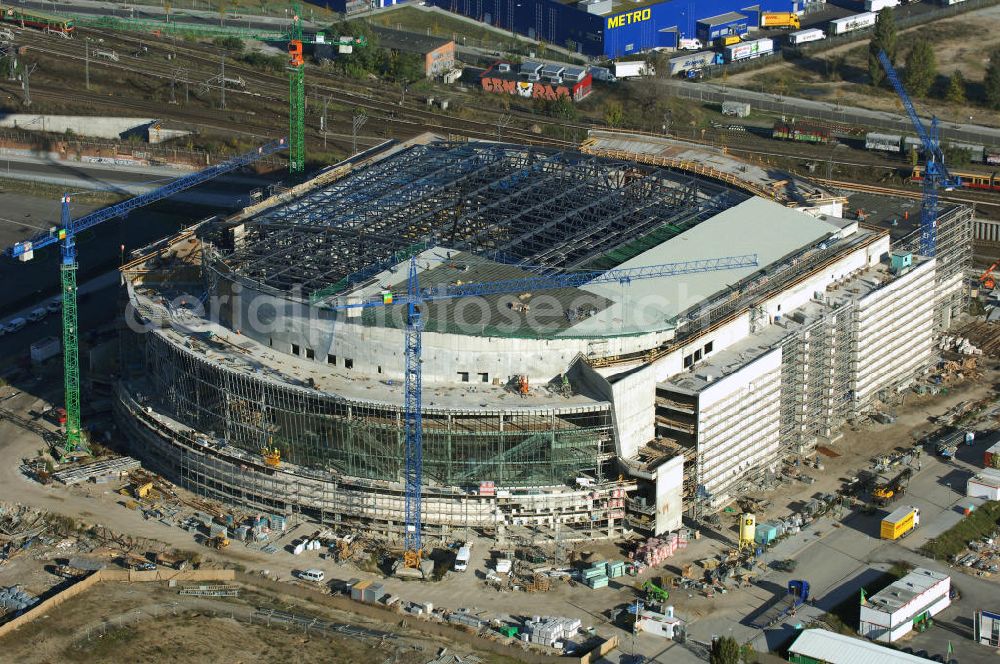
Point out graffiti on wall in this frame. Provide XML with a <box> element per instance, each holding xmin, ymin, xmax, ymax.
<box><xmin>480</xmin><ymin>77</ymin><xmax>571</xmax><ymax>100</ymax></box>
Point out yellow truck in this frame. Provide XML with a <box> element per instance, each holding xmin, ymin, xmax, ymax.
<box><xmin>761</xmin><ymin>12</ymin><xmax>801</xmax><ymax>29</ymax></box>
<box><xmin>880</xmin><ymin>505</ymin><xmax>920</xmax><ymax>540</ymax></box>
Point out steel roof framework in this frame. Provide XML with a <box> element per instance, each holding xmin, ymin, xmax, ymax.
<box><xmin>218</xmin><ymin>142</ymin><xmax>747</xmax><ymax>298</ymax></box>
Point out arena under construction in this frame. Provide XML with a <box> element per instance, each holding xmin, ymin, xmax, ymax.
<box><xmin>115</xmin><ymin>134</ymin><xmax>973</xmax><ymax>546</ymax></box>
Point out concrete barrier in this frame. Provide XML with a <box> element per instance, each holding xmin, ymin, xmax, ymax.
<box><xmin>0</xmin><ymin>115</ymin><xmax>154</xmax><ymax>140</ymax></box>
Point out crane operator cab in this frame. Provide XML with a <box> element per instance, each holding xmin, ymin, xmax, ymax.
<box><xmin>288</xmin><ymin>40</ymin><xmax>304</xmax><ymax>67</ymax></box>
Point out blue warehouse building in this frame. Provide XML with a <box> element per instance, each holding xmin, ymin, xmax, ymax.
<box><xmin>428</xmin><ymin>0</ymin><xmax>799</xmax><ymax>57</ymax></box>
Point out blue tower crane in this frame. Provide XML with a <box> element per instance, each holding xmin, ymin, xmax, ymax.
<box><xmin>328</xmin><ymin>252</ymin><xmax>759</xmax><ymax>567</ymax></box>
<box><xmin>7</xmin><ymin>138</ymin><xmax>287</xmax><ymax>454</ymax></box>
<box><xmin>877</xmin><ymin>50</ymin><xmax>961</xmax><ymax>257</ymax></box>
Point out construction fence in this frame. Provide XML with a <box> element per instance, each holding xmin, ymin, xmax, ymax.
<box><xmin>0</xmin><ymin>568</ymin><xmax>236</xmax><ymax>639</ymax></box>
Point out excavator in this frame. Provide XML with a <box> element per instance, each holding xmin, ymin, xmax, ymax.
<box><xmin>980</xmin><ymin>262</ymin><xmax>998</xmax><ymax>291</ymax></box>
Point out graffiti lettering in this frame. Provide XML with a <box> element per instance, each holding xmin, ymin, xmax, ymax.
<box><xmin>481</xmin><ymin>77</ymin><xmax>571</xmax><ymax>101</ymax></box>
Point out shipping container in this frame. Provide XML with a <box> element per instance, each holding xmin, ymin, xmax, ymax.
<box><xmin>985</xmin><ymin>441</ymin><xmax>1000</xmax><ymax>468</ymax></box>
<box><xmin>668</xmin><ymin>50</ymin><xmax>722</xmax><ymax>76</ymax></box>
<box><xmin>865</xmin><ymin>0</ymin><xmax>900</xmax><ymax>10</ymax></box>
<box><xmin>29</xmin><ymin>336</ymin><xmax>60</xmax><ymax>364</ymax></box>
<box><xmin>967</xmin><ymin>470</ymin><xmax>1000</xmax><ymax>500</ymax></box>
<box><xmin>724</xmin><ymin>37</ymin><xmax>774</xmax><ymax>62</ymax></box>
<box><xmin>788</xmin><ymin>28</ymin><xmax>825</xmax><ymax>45</ymax></box>
<box><xmin>866</xmin><ymin>132</ymin><xmax>903</xmax><ymax>152</ymax></box>
<box><xmin>828</xmin><ymin>12</ymin><xmax>877</xmax><ymax>35</ymax></box>
<box><xmin>880</xmin><ymin>505</ymin><xmax>919</xmax><ymax>540</ymax></box>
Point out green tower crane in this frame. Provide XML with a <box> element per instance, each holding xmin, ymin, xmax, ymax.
<box><xmin>7</xmin><ymin>140</ymin><xmax>287</xmax><ymax>454</ymax></box>
<box><xmin>288</xmin><ymin>10</ymin><xmax>305</xmax><ymax>173</ymax></box>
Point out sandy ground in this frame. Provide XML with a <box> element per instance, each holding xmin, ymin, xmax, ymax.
<box><xmin>1</xmin><ymin>582</ymin><xmax>485</xmax><ymax>664</ymax></box>
<box><xmin>724</xmin><ymin>4</ymin><xmax>1000</xmax><ymax>126</ymax></box>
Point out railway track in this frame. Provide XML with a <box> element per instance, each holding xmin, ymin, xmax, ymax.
<box><xmin>810</xmin><ymin>177</ymin><xmax>1000</xmax><ymax>211</ymax></box>
<box><xmin>24</xmin><ymin>26</ymin><xmax>578</xmax><ymax>150</ymax></box>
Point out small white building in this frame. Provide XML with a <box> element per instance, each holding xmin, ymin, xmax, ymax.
<box><xmin>858</xmin><ymin>568</ymin><xmax>950</xmax><ymax>643</ymax></box>
<box><xmin>635</xmin><ymin>605</ymin><xmax>683</xmax><ymax>639</ymax></box>
<box><xmin>967</xmin><ymin>469</ymin><xmax>1000</xmax><ymax>500</ymax></box>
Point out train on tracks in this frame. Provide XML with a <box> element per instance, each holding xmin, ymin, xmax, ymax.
<box><xmin>911</xmin><ymin>166</ymin><xmax>1000</xmax><ymax>192</ymax></box>
<box><xmin>0</xmin><ymin>6</ymin><xmax>74</xmax><ymax>35</ymax></box>
<box><xmin>771</xmin><ymin>121</ymin><xmax>832</xmax><ymax>144</ymax></box>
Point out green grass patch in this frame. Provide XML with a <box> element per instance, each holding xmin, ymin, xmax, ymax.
<box><xmin>922</xmin><ymin>500</ymin><xmax>1000</xmax><ymax>560</ymax></box>
<box><xmin>368</xmin><ymin>6</ymin><xmax>520</xmax><ymax>51</ymax></box>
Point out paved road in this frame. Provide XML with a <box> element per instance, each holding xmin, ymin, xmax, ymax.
<box><xmin>14</xmin><ymin>0</ymin><xmax>318</xmax><ymax>33</ymax></box>
<box><xmin>662</xmin><ymin>79</ymin><xmax>1000</xmax><ymax>148</ymax></box>
<box><xmin>682</xmin><ymin>438</ymin><xmax>1000</xmax><ymax>663</ymax></box>
<box><xmin>0</xmin><ymin>153</ymin><xmax>277</xmax><ymax>206</ymax></box>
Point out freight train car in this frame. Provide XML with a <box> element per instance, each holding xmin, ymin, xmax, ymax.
<box><xmin>0</xmin><ymin>6</ymin><xmax>73</xmax><ymax>34</ymax></box>
<box><xmin>912</xmin><ymin>166</ymin><xmax>999</xmax><ymax>191</ymax></box>
<box><xmin>772</xmin><ymin>121</ymin><xmax>831</xmax><ymax>144</ymax></box>
<box><xmin>865</xmin><ymin>132</ymin><xmax>903</xmax><ymax>153</ymax></box>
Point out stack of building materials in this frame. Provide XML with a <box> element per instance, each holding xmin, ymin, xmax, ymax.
<box><xmin>521</xmin><ymin>616</ymin><xmax>581</xmax><ymax>647</ymax></box>
<box><xmin>448</xmin><ymin>610</ymin><xmax>484</xmax><ymax>629</ymax></box>
<box><xmin>630</xmin><ymin>532</ymin><xmax>687</xmax><ymax>569</ymax></box>
<box><xmin>51</xmin><ymin>456</ymin><xmax>142</xmax><ymax>485</ymax></box>
<box><xmin>0</xmin><ymin>586</ymin><xmax>39</xmax><ymax>613</ymax></box>
<box><xmin>938</xmin><ymin>335</ymin><xmax>982</xmax><ymax>355</ymax></box>
<box><xmin>495</xmin><ymin>558</ymin><xmax>512</xmax><ymax>574</ymax></box>
<box><xmin>606</xmin><ymin>560</ymin><xmax>626</xmax><ymax>578</ymax></box>
<box><xmin>208</xmin><ymin>523</ymin><xmax>227</xmax><ymax>539</ymax></box>
<box><xmin>582</xmin><ymin>563</ymin><xmax>608</xmax><ymax>589</ymax></box>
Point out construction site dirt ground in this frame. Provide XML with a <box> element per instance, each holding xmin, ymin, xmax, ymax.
<box><xmin>725</xmin><ymin>4</ymin><xmax>1000</xmax><ymax>128</ymax></box>
<box><xmin>0</xmin><ymin>353</ymin><xmax>997</xmax><ymax>650</ymax></box>
<box><xmin>0</xmin><ymin>580</ymin><xmax>516</xmax><ymax>664</ymax></box>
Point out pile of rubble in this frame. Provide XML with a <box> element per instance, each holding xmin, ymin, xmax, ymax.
<box><xmin>953</xmin><ymin>531</ymin><xmax>1000</xmax><ymax>577</ymax></box>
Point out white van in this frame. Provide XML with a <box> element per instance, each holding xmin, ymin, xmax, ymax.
<box><xmin>3</xmin><ymin>317</ymin><xmax>26</xmax><ymax>333</ymax></box>
<box><xmin>678</xmin><ymin>38</ymin><xmax>704</xmax><ymax>50</ymax></box>
<box><xmin>454</xmin><ymin>545</ymin><xmax>471</xmax><ymax>572</ymax></box>
<box><xmin>297</xmin><ymin>568</ymin><xmax>325</xmax><ymax>582</ymax></box>
<box><xmin>28</xmin><ymin>307</ymin><xmax>48</xmax><ymax>322</ymax></box>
